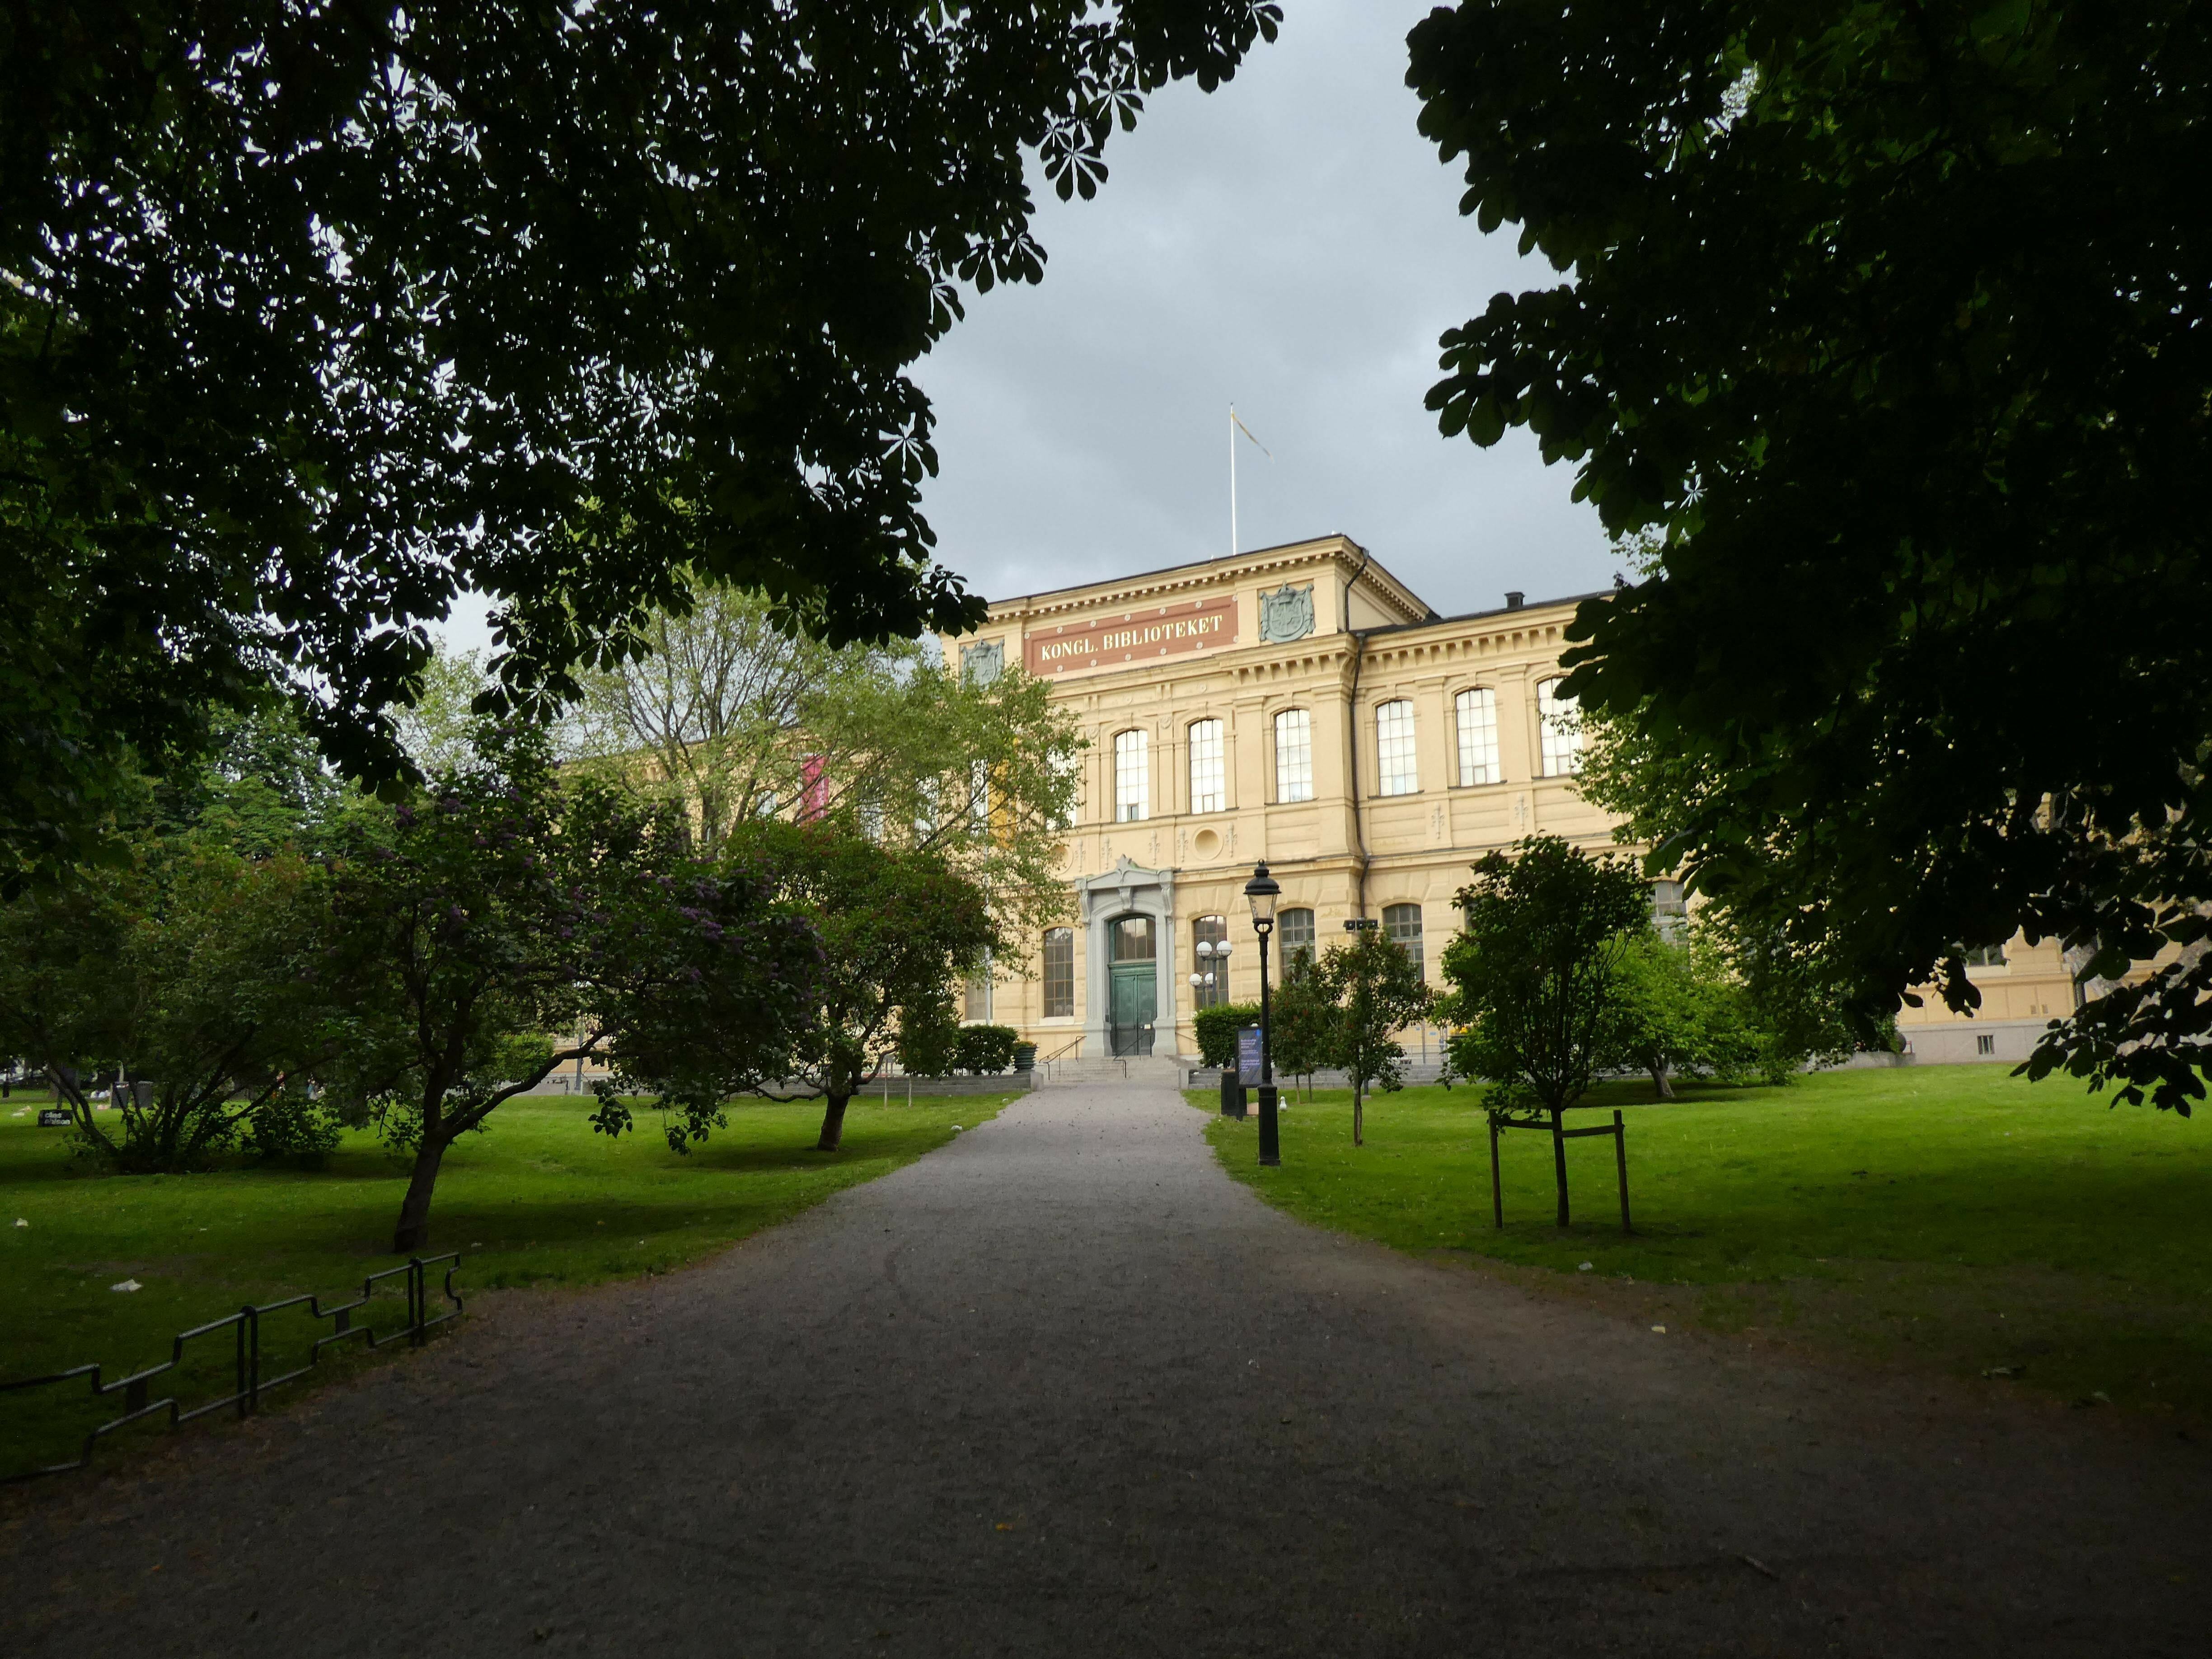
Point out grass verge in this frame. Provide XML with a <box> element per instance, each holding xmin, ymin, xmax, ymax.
<box><xmin>1193</xmin><ymin>1067</ymin><xmax>2212</xmax><ymax>1424</ymax></box>
<box><xmin>2</xmin><ymin>1089</ymin><xmax>1009</xmax><ymax>1478</ymax></box>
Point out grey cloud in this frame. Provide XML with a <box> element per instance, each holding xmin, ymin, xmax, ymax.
<box><xmin>913</xmin><ymin>0</ymin><xmax>1615</xmax><ymax>619</ymax></box>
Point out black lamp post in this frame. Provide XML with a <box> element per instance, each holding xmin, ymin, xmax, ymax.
<box><xmin>1244</xmin><ymin>860</ymin><xmax>1282</xmax><ymax>1167</ymax></box>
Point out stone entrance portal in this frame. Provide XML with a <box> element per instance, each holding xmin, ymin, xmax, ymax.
<box><xmin>1076</xmin><ymin>858</ymin><xmax>1179</xmax><ymax>1060</ymax></box>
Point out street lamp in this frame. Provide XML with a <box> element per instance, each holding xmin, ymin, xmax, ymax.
<box><xmin>1243</xmin><ymin>861</ymin><xmax>1282</xmax><ymax>1167</ymax></box>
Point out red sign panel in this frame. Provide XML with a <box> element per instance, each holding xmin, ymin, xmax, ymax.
<box><xmin>1024</xmin><ymin>597</ymin><xmax>1237</xmax><ymax>677</ymax></box>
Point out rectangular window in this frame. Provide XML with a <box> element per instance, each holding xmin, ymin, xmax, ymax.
<box><xmin>1279</xmin><ymin>906</ymin><xmax>1315</xmax><ymax>969</ymax></box>
<box><xmin>1383</xmin><ymin>903</ymin><xmax>1425</xmax><ymax>982</ymax></box>
<box><xmin>1977</xmin><ymin>1033</ymin><xmax>1996</xmax><ymax>1055</ymax></box>
<box><xmin>1050</xmin><ymin>745</ymin><xmax>1081</xmax><ymax>830</ymax></box>
<box><xmin>1274</xmin><ymin>709</ymin><xmax>1313</xmax><ymax>803</ymax></box>
<box><xmin>1455</xmin><ymin>688</ymin><xmax>1500</xmax><ymax>785</ymax></box>
<box><xmin>964</xmin><ymin>962</ymin><xmax>991</xmax><ymax>1022</ymax></box>
<box><xmin>1188</xmin><ymin>719</ymin><xmax>1226</xmax><ymax>815</ymax></box>
<box><xmin>1192</xmin><ymin>915</ymin><xmax>1229</xmax><ymax>1009</ymax></box>
<box><xmin>1537</xmin><ymin>680</ymin><xmax>1584</xmax><ymax>777</ymax></box>
<box><xmin>1114</xmin><ymin>729</ymin><xmax>1149</xmax><ymax>822</ymax></box>
<box><xmin>1376</xmin><ymin>699</ymin><xmax>1418</xmax><ymax>796</ymax></box>
<box><xmin>1042</xmin><ymin>928</ymin><xmax>1074</xmax><ymax>1018</ymax></box>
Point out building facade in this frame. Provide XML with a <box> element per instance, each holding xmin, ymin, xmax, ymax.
<box><xmin>950</xmin><ymin>535</ymin><xmax>2071</xmax><ymax>1066</ymax></box>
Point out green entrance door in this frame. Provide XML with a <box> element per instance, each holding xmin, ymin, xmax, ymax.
<box><xmin>1107</xmin><ymin>915</ymin><xmax>1157</xmax><ymax>1057</ymax></box>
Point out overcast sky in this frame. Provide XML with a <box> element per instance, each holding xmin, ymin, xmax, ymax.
<box><xmin>438</xmin><ymin>1</ymin><xmax>1612</xmax><ymax>655</ymax></box>
<box><xmin>913</xmin><ymin>0</ymin><xmax>1613</xmax><ymax>619</ymax></box>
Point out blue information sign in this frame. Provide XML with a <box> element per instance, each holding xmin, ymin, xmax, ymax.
<box><xmin>1236</xmin><ymin>1025</ymin><xmax>1264</xmax><ymax>1082</ymax></box>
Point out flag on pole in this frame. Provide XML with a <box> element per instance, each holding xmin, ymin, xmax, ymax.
<box><xmin>1232</xmin><ymin>409</ymin><xmax>1273</xmax><ymax>458</ymax></box>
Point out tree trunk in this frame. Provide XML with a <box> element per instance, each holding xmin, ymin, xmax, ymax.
<box><xmin>1551</xmin><ymin>1107</ymin><xmax>1571</xmax><ymax>1228</ymax></box>
<box><xmin>1650</xmin><ymin>1061</ymin><xmax>1675</xmax><ymax>1101</ymax></box>
<box><xmin>391</xmin><ymin>1135</ymin><xmax>451</xmax><ymax>1254</ymax></box>
<box><xmin>815</xmin><ymin>1092</ymin><xmax>852</xmax><ymax>1153</ymax></box>
<box><xmin>1353</xmin><ymin>1080</ymin><xmax>1365</xmax><ymax>1148</ymax></box>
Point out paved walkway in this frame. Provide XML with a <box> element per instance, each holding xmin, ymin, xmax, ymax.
<box><xmin>4</xmin><ymin>1085</ymin><xmax>2207</xmax><ymax>1655</ymax></box>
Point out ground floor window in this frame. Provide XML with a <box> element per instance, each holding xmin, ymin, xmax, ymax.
<box><xmin>1279</xmin><ymin>907</ymin><xmax>1315</xmax><ymax>970</ymax></box>
<box><xmin>1042</xmin><ymin>928</ymin><xmax>1074</xmax><ymax>1017</ymax></box>
<box><xmin>1192</xmin><ymin>914</ymin><xmax>1229</xmax><ymax>1008</ymax></box>
<box><xmin>1383</xmin><ymin>903</ymin><xmax>1425</xmax><ymax>981</ymax></box>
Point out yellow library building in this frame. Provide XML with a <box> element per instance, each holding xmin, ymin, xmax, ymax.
<box><xmin>947</xmin><ymin>534</ymin><xmax>2071</xmax><ymax>1071</ymax></box>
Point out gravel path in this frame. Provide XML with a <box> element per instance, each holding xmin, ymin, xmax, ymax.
<box><xmin>4</xmin><ymin>1083</ymin><xmax>2207</xmax><ymax>1656</ymax></box>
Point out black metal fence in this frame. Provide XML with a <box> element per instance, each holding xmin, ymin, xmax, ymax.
<box><xmin>2</xmin><ymin>1253</ymin><xmax>464</xmax><ymax>1483</ymax></box>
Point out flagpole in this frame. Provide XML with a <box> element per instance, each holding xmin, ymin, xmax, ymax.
<box><xmin>1228</xmin><ymin>403</ymin><xmax>1238</xmax><ymax>558</ymax></box>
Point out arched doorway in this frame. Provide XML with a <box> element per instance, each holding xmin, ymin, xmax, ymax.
<box><xmin>1107</xmin><ymin>914</ymin><xmax>1157</xmax><ymax>1056</ymax></box>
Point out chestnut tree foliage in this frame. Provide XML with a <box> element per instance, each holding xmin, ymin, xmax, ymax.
<box><xmin>1408</xmin><ymin>3</ymin><xmax>2212</xmax><ymax>1109</ymax></box>
<box><xmin>0</xmin><ymin>0</ymin><xmax>1281</xmax><ymax>883</ymax></box>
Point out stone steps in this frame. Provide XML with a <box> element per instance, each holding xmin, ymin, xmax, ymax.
<box><xmin>1034</xmin><ymin>1055</ymin><xmax>1193</xmax><ymax>1088</ymax></box>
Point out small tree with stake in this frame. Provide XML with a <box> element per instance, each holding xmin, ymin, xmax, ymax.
<box><xmin>1315</xmin><ymin>928</ymin><xmax>1430</xmax><ymax>1147</ymax></box>
<box><xmin>1442</xmin><ymin>836</ymin><xmax>1650</xmax><ymax>1226</ymax></box>
<box><xmin>722</xmin><ymin>820</ymin><xmax>995</xmax><ymax>1153</ymax></box>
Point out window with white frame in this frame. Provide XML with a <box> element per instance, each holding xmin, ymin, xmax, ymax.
<box><xmin>1114</xmin><ymin>729</ymin><xmax>1149</xmax><ymax>822</ymax></box>
<box><xmin>1455</xmin><ymin>687</ymin><xmax>1500</xmax><ymax>785</ymax></box>
<box><xmin>1188</xmin><ymin>718</ymin><xmax>1226</xmax><ymax>815</ymax></box>
<box><xmin>1042</xmin><ymin>928</ymin><xmax>1075</xmax><ymax>1017</ymax></box>
<box><xmin>1537</xmin><ymin>679</ymin><xmax>1584</xmax><ymax>777</ymax></box>
<box><xmin>1279</xmin><ymin>907</ymin><xmax>1316</xmax><ymax>969</ymax></box>
<box><xmin>1273</xmin><ymin>708</ymin><xmax>1313</xmax><ymax>803</ymax></box>
<box><xmin>1048</xmin><ymin>745</ymin><xmax>1081</xmax><ymax>830</ymax></box>
<box><xmin>1191</xmin><ymin>914</ymin><xmax>1229</xmax><ymax>1009</ymax></box>
<box><xmin>964</xmin><ymin>956</ymin><xmax>992</xmax><ymax>1021</ymax></box>
<box><xmin>1383</xmin><ymin>903</ymin><xmax>1425</xmax><ymax>981</ymax></box>
<box><xmin>1376</xmin><ymin>699</ymin><xmax>1418</xmax><ymax>796</ymax></box>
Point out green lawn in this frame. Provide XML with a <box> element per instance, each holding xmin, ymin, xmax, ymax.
<box><xmin>1195</xmin><ymin>1067</ymin><xmax>2212</xmax><ymax>1421</ymax></box>
<box><xmin>1</xmin><ymin>1088</ymin><xmax>1009</xmax><ymax>1478</ymax></box>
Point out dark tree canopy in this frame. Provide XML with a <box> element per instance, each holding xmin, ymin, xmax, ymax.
<box><xmin>0</xmin><ymin>0</ymin><xmax>1280</xmax><ymax>881</ymax></box>
<box><xmin>1409</xmin><ymin>3</ymin><xmax>2212</xmax><ymax>1108</ymax></box>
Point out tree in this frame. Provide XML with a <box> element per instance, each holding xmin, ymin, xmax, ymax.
<box><xmin>719</xmin><ymin>820</ymin><xmax>995</xmax><ymax>1154</ymax></box>
<box><xmin>567</xmin><ymin>582</ymin><xmax>1083</xmax><ymax>941</ymax></box>
<box><xmin>1606</xmin><ymin>928</ymin><xmax>1759</xmax><ymax>1101</ymax></box>
<box><xmin>0</xmin><ymin>838</ymin><xmax>333</xmax><ymax>1171</ymax></box>
<box><xmin>1267</xmin><ymin>956</ymin><xmax>1337</xmax><ymax>1102</ymax></box>
<box><xmin>1315</xmin><ymin>929</ymin><xmax>1430</xmax><ymax>1147</ymax></box>
<box><xmin>323</xmin><ymin>737</ymin><xmax>815</xmax><ymax>1250</ymax></box>
<box><xmin>2</xmin><ymin>3</ymin><xmax>1280</xmax><ymax>886</ymax></box>
<box><xmin>1407</xmin><ymin>4</ymin><xmax>2212</xmax><ymax>1110</ymax></box>
<box><xmin>1442</xmin><ymin>836</ymin><xmax>1650</xmax><ymax>1226</ymax></box>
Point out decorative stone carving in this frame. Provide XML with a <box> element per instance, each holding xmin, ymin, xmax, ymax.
<box><xmin>960</xmin><ymin>638</ymin><xmax>1004</xmax><ymax>684</ymax></box>
<box><xmin>1259</xmin><ymin>583</ymin><xmax>1316</xmax><ymax>644</ymax></box>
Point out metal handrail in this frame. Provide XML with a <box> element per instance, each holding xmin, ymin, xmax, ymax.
<box><xmin>2</xmin><ymin>1254</ymin><xmax>464</xmax><ymax>1483</ymax></box>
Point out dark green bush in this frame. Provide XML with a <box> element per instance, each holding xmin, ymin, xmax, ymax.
<box><xmin>953</xmin><ymin>1024</ymin><xmax>1019</xmax><ymax>1075</ymax></box>
<box><xmin>1192</xmin><ymin>1002</ymin><xmax>1262</xmax><ymax>1070</ymax></box>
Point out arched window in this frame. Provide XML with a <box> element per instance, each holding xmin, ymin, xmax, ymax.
<box><xmin>1191</xmin><ymin>914</ymin><xmax>1230</xmax><ymax>1009</ymax></box>
<box><xmin>1114</xmin><ymin>728</ymin><xmax>1149</xmax><ymax>821</ymax></box>
<box><xmin>1041</xmin><ymin>928</ymin><xmax>1075</xmax><ymax>1017</ymax></box>
<box><xmin>1376</xmin><ymin>699</ymin><xmax>1417</xmax><ymax>796</ymax></box>
<box><xmin>1383</xmin><ymin>903</ymin><xmax>1425</xmax><ymax>982</ymax></box>
<box><xmin>1537</xmin><ymin>679</ymin><xmax>1584</xmax><ymax>776</ymax></box>
<box><xmin>1188</xmin><ymin>718</ymin><xmax>1226</xmax><ymax>814</ymax></box>
<box><xmin>1273</xmin><ymin>708</ymin><xmax>1313</xmax><ymax>803</ymax></box>
<box><xmin>1455</xmin><ymin>687</ymin><xmax>1500</xmax><ymax>785</ymax></box>
<box><xmin>1111</xmin><ymin>914</ymin><xmax>1155</xmax><ymax>961</ymax></box>
<box><xmin>1279</xmin><ymin>906</ymin><xmax>1316</xmax><ymax>969</ymax></box>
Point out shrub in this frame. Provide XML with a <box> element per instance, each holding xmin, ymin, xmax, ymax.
<box><xmin>954</xmin><ymin>1024</ymin><xmax>1020</xmax><ymax>1075</ymax></box>
<box><xmin>1192</xmin><ymin>1003</ymin><xmax>1262</xmax><ymax>1069</ymax></box>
